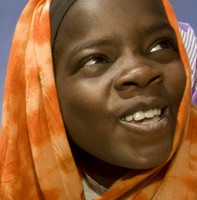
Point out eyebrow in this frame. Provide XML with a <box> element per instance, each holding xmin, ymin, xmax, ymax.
<box><xmin>144</xmin><ymin>21</ymin><xmax>174</xmax><ymax>35</ymax></box>
<box><xmin>69</xmin><ymin>35</ymin><xmax>121</xmax><ymax>59</ymax></box>
<box><xmin>68</xmin><ymin>22</ymin><xmax>174</xmax><ymax>58</ymax></box>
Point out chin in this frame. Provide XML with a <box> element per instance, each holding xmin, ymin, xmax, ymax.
<box><xmin>134</xmin><ymin>158</ymin><xmax>167</xmax><ymax>170</ymax></box>
<box><xmin>111</xmin><ymin>149</ymin><xmax>171</xmax><ymax>170</ymax></box>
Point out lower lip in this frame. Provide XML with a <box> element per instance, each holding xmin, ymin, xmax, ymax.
<box><xmin>119</xmin><ymin>108</ymin><xmax>170</xmax><ymax>136</ymax></box>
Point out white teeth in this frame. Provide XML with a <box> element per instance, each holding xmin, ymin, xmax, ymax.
<box><xmin>153</xmin><ymin>108</ymin><xmax>161</xmax><ymax>116</ymax></box>
<box><xmin>125</xmin><ymin>115</ymin><xmax>133</xmax><ymax>122</ymax></box>
<box><xmin>133</xmin><ymin>111</ymin><xmax>145</xmax><ymax>121</ymax></box>
<box><xmin>123</xmin><ymin>108</ymin><xmax>162</xmax><ymax>122</ymax></box>
<box><xmin>145</xmin><ymin>110</ymin><xmax>154</xmax><ymax>118</ymax></box>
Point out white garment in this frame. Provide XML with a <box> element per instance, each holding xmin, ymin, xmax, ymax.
<box><xmin>83</xmin><ymin>178</ymin><xmax>100</xmax><ymax>200</ymax></box>
<box><xmin>82</xmin><ymin>173</ymin><xmax>108</xmax><ymax>200</ymax></box>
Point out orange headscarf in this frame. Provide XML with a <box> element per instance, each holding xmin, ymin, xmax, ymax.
<box><xmin>0</xmin><ymin>0</ymin><xmax>197</xmax><ymax>199</ymax></box>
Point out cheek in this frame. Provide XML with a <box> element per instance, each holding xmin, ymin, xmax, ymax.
<box><xmin>164</xmin><ymin>62</ymin><xmax>186</xmax><ymax>104</ymax></box>
<box><xmin>58</xmin><ymin>87</ymin><xmax>111</xmax><ymax>156</ymax></box>
<box><xmin>57</xmin><ymin>79</ymin><xmax>108</xmax><ymax>136</ymax></box>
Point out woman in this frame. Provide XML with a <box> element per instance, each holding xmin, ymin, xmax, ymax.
<box><xmin>0</xmin><ymin>0</ymin><xmax>197</xmax><ymax>199</ymax></box>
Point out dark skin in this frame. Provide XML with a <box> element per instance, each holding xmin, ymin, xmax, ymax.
<box><xmin>53</xmin><ymin>0</ymin><xmax>186</xmax><ymax>188</ymax></box>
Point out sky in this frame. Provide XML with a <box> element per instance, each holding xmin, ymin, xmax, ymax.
<box><xmin>0</xmin><ymin>0</ymin><xmax>196</xmax><ymax>116</ymax></box>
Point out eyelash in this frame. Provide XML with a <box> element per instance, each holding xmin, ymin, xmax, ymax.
<box><xmin>79</xmin><ymin>38</ymin><xmax>177</xmax><ymax>69</ymax></box>
<box><xmin>149</xmin><ymin>38</ymin><xmax>176</xmax><ymax>54</ymax></box>
<box><xmin>81</xmin><ymin>55</ymin><xmax>109</xmax><ymax>67</ymax></box>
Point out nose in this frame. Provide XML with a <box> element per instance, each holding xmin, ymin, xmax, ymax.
<box><xmin>114</xmin><ymin>60</ymin><xmax>163</xmax><ymax>91</ymax></box>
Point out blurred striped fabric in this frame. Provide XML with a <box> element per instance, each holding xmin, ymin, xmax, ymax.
<box><xmin>179</xmin><ymin>22</ymin><xmax>197</xmax><ymax>105</ymax></box>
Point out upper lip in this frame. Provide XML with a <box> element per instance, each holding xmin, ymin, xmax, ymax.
<box><xmin>116</xmin><ymin>97</ymin><xmax>168</xmax><ymax>119</ymax></box>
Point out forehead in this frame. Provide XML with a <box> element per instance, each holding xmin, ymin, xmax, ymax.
<box><xmin>66</xmin><ymin>0</ymin><xmax>165</xmax><ymax>19</ymax></box>
<box><xmin>57</xmin><ymin>0</ymin><xmax>168</xmax><ymax>41</ymax></box>
<box><xmin>74</xmin><ymin>0</ymin><xmax>165</xmax><ymax>15</ymax></box>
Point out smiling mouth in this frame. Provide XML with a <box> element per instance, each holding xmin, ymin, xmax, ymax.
<box><xmin>120</xmin><ymin>107</ymin><xmax>167</xmax><ymax>126</ymax></box>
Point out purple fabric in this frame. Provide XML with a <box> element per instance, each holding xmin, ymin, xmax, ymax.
<box><xmin>179</xmin><ymin>22</ymin><xmax>197</xmax><ymax>105</ymax></box>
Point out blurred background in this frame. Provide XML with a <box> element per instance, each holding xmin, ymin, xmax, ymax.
<box><xmin>0</xmin><ymin>0</ymin><xmax>196</xmax><ymax>116</ymax></box>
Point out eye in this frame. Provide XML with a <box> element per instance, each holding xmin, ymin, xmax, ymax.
<box><xmin>149</xmin><ymin>39</ymin><xmax>175</xmax><ymax>54</ymax></box>
<box><xmin>82</xmin><ymin>55</ymin><xmax>108</xmax><ymax>67</ymax></box>
<box><xmin>79</xmin><ymin>55</ymin><xmax>111</xmax><ymax>76</ymax></box>
<box><xmin>147</xmin><ymin>38</ymin><xmax>180</xmax><ymax>63</ymax></box>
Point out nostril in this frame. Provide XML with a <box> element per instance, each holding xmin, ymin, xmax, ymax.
<box><xmin>117</xmin><ymin>74</ymin><xmax>163</xmax><ymax>91</ymax></box>
<box><xmin>114</xmin><ymin>65</ymin><xmax>163</xmax><ymax>91</ymax></box>
<box><xmin>122</xmin><ymin>82</ymin><xmax>138</xmax><ymax>87</ymax></box>
<box><xmin>147</xmin><ymin>75</ymin><xmax>162</xmax><ymax>86</ymax></box>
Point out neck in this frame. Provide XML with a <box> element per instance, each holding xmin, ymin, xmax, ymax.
<box><xmin>71</xmin><ymin>143</ymin><xmax>138</xmax><ymax>188</ymax></box>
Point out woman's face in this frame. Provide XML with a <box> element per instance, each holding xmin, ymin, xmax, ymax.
<box><xmin>54</xmin><ymin>0</ymin><xmax>186</xmax><ymax>169</ymax></box>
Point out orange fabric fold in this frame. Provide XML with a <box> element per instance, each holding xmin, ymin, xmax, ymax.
<box><xmin>0</xmin><ymin>0</ymin><xmax>197</xmax><ymax>199</ymax></box>
<box><xmin>0</xmin><ymin>0</ymin><xmax>83</xmax><ymax>199</ymax></box>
